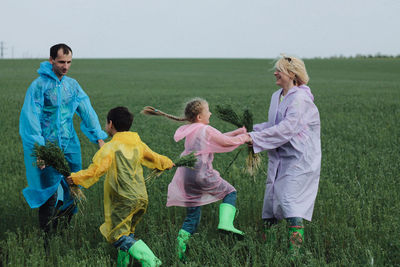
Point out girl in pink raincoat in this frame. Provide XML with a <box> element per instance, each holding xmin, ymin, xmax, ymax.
<box><xmin>247</xmin><ymin>55</ymin><xmax>321</xmax><ymax>256</ymax></box>
<box><xmin>142</xmin><ymin>98</ymin><xmax>251</xmax><ymax>261</ymax></box>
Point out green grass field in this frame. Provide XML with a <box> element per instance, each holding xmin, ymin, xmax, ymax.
<box><xmin>1</xmin><ymin>58</ymin><xmax>399</xmax><ymax>266</ymax></box>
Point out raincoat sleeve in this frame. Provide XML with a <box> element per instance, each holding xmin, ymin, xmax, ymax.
<box><xmin>253</xmin><ymin>122</ymin><xmax>273</xmax><ymax>132</ymax></box>
<box><xmin>70</xmin><ymin>144</ymin><xmax>113</xmax><ymax>188</ymax></box>
<box><xmin>223</xmin><ymin>126</ymin><xmax>247</xmax><ymax>137</ymax></box>
<box><xmin>204</xmin><ymin>126</ymin><xmax>248</xmax><ymax>153</ymax></box>
<box><xmin>75</xmin><ymin>83</ymin><xmax>107</xmax><ymax>143</ymax></box>
<box><xmin>19</xmin><ymin>82</ymin><xmax>45</xmax><ymax>147</ymax></box>
<box><xmin>249</xmin><ymin>94</ymin><xmax>307</xmax><ymax>153</ymax></box>
<box><xmin>140</xmin><ymin>142</ymin><xmax>174</xmax><ymax>171</ymax></box>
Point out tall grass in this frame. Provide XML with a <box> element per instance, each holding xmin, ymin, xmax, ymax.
<box><xmin>0</xmin><ymin>58</ymin><xmax>399</xmax><ymax>266</ymax></box>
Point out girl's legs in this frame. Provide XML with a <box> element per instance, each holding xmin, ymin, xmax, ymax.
<box><xmin>218</xmin><ymin>191</ymin><xmax>244</xmax><ymax>236</ymax></box>
<box><xmin>178</xmin><ymin>206</ymin><xmax>201</xmax><ymax>261</ymax></box>
<box><xmin>182</xmin><ymin>206</ymin><xmax>202</xmax><ymax>234</ymax></box>
<box><xmin>222</xmin><ymin>191</ymin><xmax>237</xmax><ymax>206</ymax></box>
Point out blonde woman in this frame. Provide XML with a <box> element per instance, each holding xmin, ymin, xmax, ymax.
<box><xmin>247</xmin><ymin>55</ymin><xmax>321</xmax><ymax>255</ymax></box>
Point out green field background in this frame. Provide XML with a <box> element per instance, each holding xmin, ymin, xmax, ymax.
<box><xmin>0</xmin><ymin>58</ymin><xmax>399</xmax><ymax>266</ymax></box>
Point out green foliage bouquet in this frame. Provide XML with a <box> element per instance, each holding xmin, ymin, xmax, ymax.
<box><xmin>32</xmin><ymin>142</ymin><xmax>86</xmax><ymax>203</ymax></box>
<box><xmin>215</xmin><ymin>105</ymin><xmax>261</xmax><ymax>176</ymax></box>
<box><xmin>146</xmin><ymin>152</ymin><xmax>197</xmax><ymax>183</ymax></box>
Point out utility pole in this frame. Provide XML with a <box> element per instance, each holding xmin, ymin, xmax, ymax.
<box><xmin>0</xmin><ymin>42</ymin><xmax>4</xmax><ymax>59</ymax></box>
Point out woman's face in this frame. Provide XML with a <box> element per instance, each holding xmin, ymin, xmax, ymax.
<box><xmin>274</xmin><ymin>68</ymin><xmax>294</xmax><ymax>88</ymax></box>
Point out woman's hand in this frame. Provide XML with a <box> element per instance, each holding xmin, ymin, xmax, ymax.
<box><xmin>246</xmin><ymin>134</ymin><xmax>253</xmax><ymax>146</ymax></box>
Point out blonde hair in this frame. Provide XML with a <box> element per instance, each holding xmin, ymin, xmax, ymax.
<box><xmin>141</xmin><ymin>98</ymin><xmax>208</xmax><ymax>123</ymax></box>
<box><xmin>274</xmin><ymin>54</ymin><xmax>309</xmax><ymax>85</ymax></box>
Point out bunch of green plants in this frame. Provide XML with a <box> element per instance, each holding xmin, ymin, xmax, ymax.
<box><xmin>32</xmin><ymin>142</ymin><xmax>86</xmax><ymax>203</ymax></box>
<box><xmin>146</xmin><ymin>152</ymin><xmax>197</xmax><ymax>182</ymax></box>
<box><xmin>215</xmin><ymin>105</ymin><xmax>261</xmax><ymax>176</ymax></box>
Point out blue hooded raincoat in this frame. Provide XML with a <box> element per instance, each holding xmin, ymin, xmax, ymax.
<box><xmin>19</xmin><ymin>61</ymin><xmax>107</xmax><ymax>209</ymax></box>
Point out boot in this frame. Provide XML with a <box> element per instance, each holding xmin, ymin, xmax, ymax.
<box><xmin>128</xmin><ymin>240</ymin><xmax>162</xmax><ymax>267</ymax></box>
<box><xmin>288</xmin><ymin>226</ymin><xmax>304</xmax><ymax>257</ymax></box>
<box><xmin>217</xmin><ymin>203</ymin><xmax>244</xmax><ymax>237</ymax></box>
<box><xmin>263</xmin><ymin>226</ymin><xmax>277</xmax><ymax>244</ymax></box>
<box><xmin>117</xmin><ymin>250</ymin><xmax>130</xmax><ymax>267</ymax></box>
<box><xmin>262</xmin><ymin>218</ymin><xmax>277</xmax><ymax>243</ymax></box>
<box><xmin>177</xmin><ymin>229</ymin><xmax>191</xmax><ymax>261</ymax></box>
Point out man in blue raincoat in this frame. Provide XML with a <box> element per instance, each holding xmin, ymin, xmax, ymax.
<box><xmin>19</xmin><ymin>43</ymin><xmax>107</xmax><ymax>232</ymax></box>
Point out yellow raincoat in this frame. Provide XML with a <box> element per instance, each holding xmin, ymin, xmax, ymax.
<box><xmin>71</xmin><ymin>131</ymin><xmax>173</xmax><ymax>243</ymax></box>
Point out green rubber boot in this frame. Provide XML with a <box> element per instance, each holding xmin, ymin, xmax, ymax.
<box><xmin>117</xmin><ymin>250</ymin><xmax>130</xmax><ymax>267</ymax></box>
<box><xmin>263</xmin><ymin>226</ymin><xmax>277</xmax><ymax>244</ymax></box>
<box><xmin>288</xmin><ymin>226</ymin><xmax>304</xmax><ymax>258</ymax></box>
<box><xmin>177</xmin><ymin>229</ymin><xmax>191</xmax><ymax>261</ymax></box>
<box><xmin>128</xmin><ymin>240</ymin><xmax>162</xmax><ymax>267</ymax></box>
<box><xmin>217</xmin><ymin>203</ymin><xmax>244</xmax><ymax>237</ymax></box>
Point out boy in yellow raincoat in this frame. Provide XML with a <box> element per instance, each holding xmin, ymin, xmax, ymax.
<box><xmin>67</xmin><ymin>106</ymin><xmax>173</xmax><ymax>267</ymax></box>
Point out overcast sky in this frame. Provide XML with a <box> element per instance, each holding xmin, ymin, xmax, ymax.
<box><xmin>1</xmin><ymin>0</ymin><xmax>399</xmax><ymax>59</ymax></box>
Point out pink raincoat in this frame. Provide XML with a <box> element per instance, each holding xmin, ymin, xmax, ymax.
<box><xmin>167</xmin><ymin>123</ymin><xmax>248</xmax><ymax>207</ymax></box>
<box><xmin>249</xmin><ymin>85</ymin><xmax>321</xmax><ymax>221</ymax></box>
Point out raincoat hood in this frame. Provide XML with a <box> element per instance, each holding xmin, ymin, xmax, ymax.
<box><xmin>38</xmin><ymin>61</ymin><xmax>59</xmax><ymax>81</ymax></box>
<box><xmin>174</xmin><ymin>123</ymin><xmax>205</xmax><ymax>142</ymax></box>
<box><xmin>297</xmin><ymin>85</ymin><xmax>314</xmax><ymax>102</ymax></box>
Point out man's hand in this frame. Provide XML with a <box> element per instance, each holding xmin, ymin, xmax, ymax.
<box><xmin>37</xmin><ymin>158</ymin><xmax>46</xmax><ymax>170</ymax></box>
<box><xmin>66</xmin><ymin>176</ymin><xmax>74</xmax><ymax>185</ymax></box>
<box><xmin>98</xmin><ymin>139</ymin><xmax>105</xmax><ymax>148</ymax></box>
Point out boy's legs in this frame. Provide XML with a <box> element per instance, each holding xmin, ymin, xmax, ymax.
<box><xmin>113</xmin><ymin>234</ymin><xmax>135</xmax><ymax>267</ymax></box>
<box><xmin>114</xmin><ymin>234</ymin><xmax>161</xmax><ymax>267</ymax></box>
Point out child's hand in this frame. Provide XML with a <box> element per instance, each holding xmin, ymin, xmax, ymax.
<box><xmin>98</xmin><ymin>139</ymin><xmax>105</xmax><ymax>148</ymax></box>
<box><xmin>234</xmin><ymin>126</ymin><xmax>247</xmax><ymax>135</ymax></box>
<box><xmin>167</xmin><ymin>164</ymin><xmax>175</xmax><ymax>170</ymax></box>
<box><xmin>66</xmin><ymin>176</ymin><xmax>74</xmax><ymax>185</ymax></box>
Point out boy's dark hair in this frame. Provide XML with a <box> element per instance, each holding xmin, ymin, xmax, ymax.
<box><xmin>107</xmin><ymin>106</ymin><xmax>134</xmax><ymax>131</ymax></box>
<box><xmin>50</xmin><ymin>44</ymin><xmax>72</xmax><ymax>59</ymax></box>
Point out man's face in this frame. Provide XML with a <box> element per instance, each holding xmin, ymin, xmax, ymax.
<box><xmin>50</xmin><ymin>49</ymin><xmax>72</xmax><ymax>79</ymax></box>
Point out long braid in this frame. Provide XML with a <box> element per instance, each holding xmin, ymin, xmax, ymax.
<box><xmin>141</xmin><ymin>106</ymin><xmax>187</xmax><ymax>122</ymax></box>
<box><xmin>141</xmin><ymin>98</ymin><xmax>207</xmax><ymax>123</ymax></box>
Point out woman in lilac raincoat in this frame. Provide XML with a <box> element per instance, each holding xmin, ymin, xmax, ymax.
<box><xmin>142</xmin><ymin>98</ymin><xmax>251</xmax><ymax>261</ymax></box>
<box><xmin>248</xmin><ymin>55</ymin><xmax>321</xmax><ymax>254</ymax></box>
